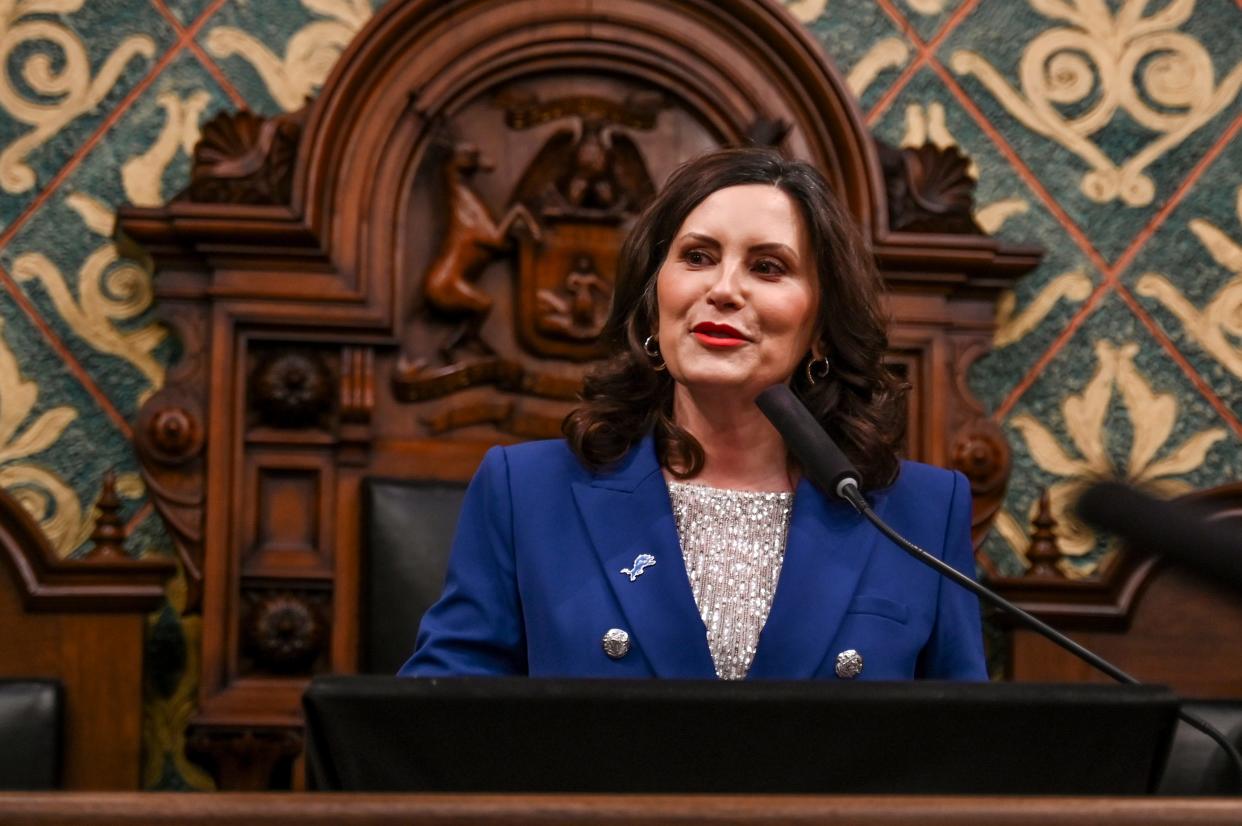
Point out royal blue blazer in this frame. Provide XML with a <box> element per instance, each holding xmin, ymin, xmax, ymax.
<box><xmin>400</xmin><ymin>435</ymin><xmax>987</xmax><ymax>680</ymax></box>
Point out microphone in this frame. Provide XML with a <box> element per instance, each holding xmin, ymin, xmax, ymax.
<box><xmin>1075</xmin><ymin>481</ymin><xmax>1242</xmax><ymax>593</ymax></box>
<box><xmin>754</xmin><ymin>385</ymin><xmax>866</xmax><ymax>512</ymax></box>
<box><xmin>755</xmin><ymin>383</ymin><xmax>1242</xmax><ymax>790</ymax></box>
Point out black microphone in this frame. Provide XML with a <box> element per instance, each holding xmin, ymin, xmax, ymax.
<box><xmin>1076</xmin><ymin>481</ymin><xmax>1242</xmax><ymax>593</ymax></box>
<box><xmin>755</xmin><ymin>385</ymin><xmax>866</xmax><ymax>511</ymax></box>
<box><xmin>755</xmin><ymin>383</ymin><xmax>1242</xmax><ymax>790</ymax></box>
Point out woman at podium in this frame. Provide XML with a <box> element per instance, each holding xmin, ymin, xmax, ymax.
<box><xmin>401</xmin><ymin>147</ymin><xmax>987</xmax><ymax>681</ymax></box>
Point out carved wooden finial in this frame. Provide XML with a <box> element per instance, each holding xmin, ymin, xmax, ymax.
<box><xmin>1025</xmin><ymin>489</ymin><xmax>1064</xmax><ymax>578</ymax></box>
<box><xmin>83</xmin><ymin>470</ymin><xmax>128</xmax><ymax>560</ymax></box>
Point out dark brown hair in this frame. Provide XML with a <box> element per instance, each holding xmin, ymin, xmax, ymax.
<box><xmin>562</xmin><ymin>146</ymin><xmax>907</xmax><ymax>490</ymax></box>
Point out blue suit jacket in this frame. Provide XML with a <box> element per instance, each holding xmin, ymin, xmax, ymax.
<box><xmin>400</xmin><ymin>436</ymin><xmax>987</xmax><ymax>680</ymax></box>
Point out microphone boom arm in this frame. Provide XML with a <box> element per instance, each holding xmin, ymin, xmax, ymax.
<box><xmin>844</xmin><ymin>479</ymin><xmax>1242</xmax><ymax>793</ymax></box>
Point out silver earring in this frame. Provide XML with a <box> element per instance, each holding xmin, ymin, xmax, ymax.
<box><xmin>805</xmin><ymin>355</ymin><xmax>830</xmax><ymax>385</ymax></box>
<box><xmin>643</xmin><ymin>335</ymin><xmax>666</xmax><ymax>371</ymax></box>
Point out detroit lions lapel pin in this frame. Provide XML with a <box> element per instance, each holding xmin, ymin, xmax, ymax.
<box><xmin>620</xmin><ymin>553</ymin><xmax>656</xmax><ymax>582</ymax></box>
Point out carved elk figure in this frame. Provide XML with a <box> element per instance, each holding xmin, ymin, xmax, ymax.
<box><xmin>421</xmin><ymin>142</ymin><xmax>539</xmax><ymax>358</ymax></box>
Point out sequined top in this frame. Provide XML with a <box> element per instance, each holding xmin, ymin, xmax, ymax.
<box><xmin>667</xmin><ymin>481</ymin><xmax>794</xmax><ymax>680</ymax></box>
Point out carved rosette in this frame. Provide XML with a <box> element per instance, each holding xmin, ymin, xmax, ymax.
<box><xmin>184</xmin><ymin>108</ymin><xmax>307</xmax><ymax>205</ymax></box>
<box><xmin>241</xmin><ymin>590</ymin><xmax>328</xmax><ymax>675</ymax></box>
<box><xmin>877</xmin><ymin>139</ymin><xmax>983</xmax><ymax>235</ymax></box>
<box><xmin>249</xmin><ymin>349</ymin><xmax>334</xmax><ymax>429</ymax></box>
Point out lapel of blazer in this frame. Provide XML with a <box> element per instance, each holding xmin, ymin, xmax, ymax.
<box><xmin>747</xmin><ymin>478</ymin><xmax>881</xmax><ymax>679</ymax></box>
<box><xmin>570</xmin><ymin>436</ymin><xmax>716</xmax><ymax>678</ymax></box>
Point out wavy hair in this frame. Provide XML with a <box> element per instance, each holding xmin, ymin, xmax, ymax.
<box><xmin>562</xmin><ymin>146</ymin><xmax>907</xmax><ymax>490</ymax></box>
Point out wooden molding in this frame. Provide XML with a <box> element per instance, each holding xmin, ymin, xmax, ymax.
<box><xmin>0</xmin><ymin>486</ymin><xmax>172</xmax><ymax>613</ymax></box>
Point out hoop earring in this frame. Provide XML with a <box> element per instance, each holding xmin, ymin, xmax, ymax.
<box><xmin>805</xmin><ymin>355</ymin><xmax>830</xmax><ymax>385</ymax></box>
<box><xmin>643</xmin><ymin>335</ymin><xmax>666</xmax><ymax>371</ymax></box>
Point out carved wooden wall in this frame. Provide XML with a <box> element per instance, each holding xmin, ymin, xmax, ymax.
<box><xmin>116</xmin><ymin>0</ymin><xmax>1040</xmax><ymax>789</ymax></box>
<box><xmin>0</xmin><ymin>480</ymin><xmax>173</xmax><ymax>788</ymax></box>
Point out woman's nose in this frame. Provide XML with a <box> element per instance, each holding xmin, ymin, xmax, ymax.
<box><xmin>706</xmin><ymin>258</ymin><xmax>745</xmax><ymax>308</ymax></box>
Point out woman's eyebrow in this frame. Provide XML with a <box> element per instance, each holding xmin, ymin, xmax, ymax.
<box><xmin>750</xmin><ymin>242</ymin><xmax>798</xmax><ymax>259</ymax></box>
<box><xmin>679</xmin><ymin>232</ymin><xmax>721</xmax><ymax>247</ymax></box>
<box><xmin>678</xmin><ymin>233</ymin><xmax>799</xmax><ymax>263</ymax></box>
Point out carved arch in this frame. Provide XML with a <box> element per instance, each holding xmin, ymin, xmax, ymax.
<box><xmin>296</xmin><ymin>0</ymin><xmax>879</xmax><ymax>288</ymax></box>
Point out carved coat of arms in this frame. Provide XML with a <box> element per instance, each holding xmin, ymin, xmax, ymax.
<box><xmin>395</xmin><ymin>91</ymin><xmax>660</xmax><ymax>422</ymax></box>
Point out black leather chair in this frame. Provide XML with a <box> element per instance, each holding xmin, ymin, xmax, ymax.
<box><xmin>0</xmin><ymin>679</ymin><xmax>62</xmax><ymax>789</ymax></box>
<box><xmin>1158</xmin><ymin>701</ymin><xmax>1242</xmax><ymax>795</ymax></box>
<box><xmin>361</xmin><ymin>478</ymin><xmax>468</xmax><ymax>674</ymax></box>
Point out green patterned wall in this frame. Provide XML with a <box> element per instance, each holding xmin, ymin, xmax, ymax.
<box><xmin>0</xmin><ymin>0</ymin><xmax>1238</xmax><ymax>788</ymax></box>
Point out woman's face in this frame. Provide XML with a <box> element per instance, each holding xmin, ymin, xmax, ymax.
<box><xmin>655</xmin><ymin>184</ymin><xmax>818</xmax><ymax>401</ymax></box>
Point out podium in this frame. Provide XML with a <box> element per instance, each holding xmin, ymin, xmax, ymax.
<box><xmin>304</xmin><ymin>676</ymin><xmax>1179</xmax><ymax>795</ymax></box>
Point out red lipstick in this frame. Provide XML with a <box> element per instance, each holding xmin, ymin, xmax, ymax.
<box><xmin>691</xmin><ymin>322</ymin><xmax>748</xmax><ymax>348</ymax></box>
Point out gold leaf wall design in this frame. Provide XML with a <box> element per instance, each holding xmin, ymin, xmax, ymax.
<box><xmin>1137</xmin><ymin>185</ymin><xmax>1242</xmax><ymax>379</ymax></box>
<box><xmin>1003</xmin><ymin>339</ymin><xmax>1226</xmax><ymax>574</ymax></box>
<box><xmin>122</xmin><ymin>91</ymin><xmax>213</xmax><ymax>208</ymax></box>
<box><xmin>905</xmin><ymin>0</ymin><xmax>947</xmax><ymax>14</ymax></box>
<box><xmin>951</xmin><ymin>0</ymin><xmax>1242</xmax><ymax>207</ymax></box>
<box><xmin>204</xmin><ymin>0</ymin><xmax>372</xmax><ymax>112</ymax></box>
<box><xmin>0</xmin><ymin>0</ymin><xmax>156</xmax><ymax>194</ymax></box>
<box><xmin>0</xmin><ymin>315</ymin><xmax>88</xmax><ymax>556</ymax></box>
<box><xmin>12</xmin><ymin>193</ymin><xmax>166</xmax><ymax>405</ymax></box>
<box><xmin>994</xmin><ymin>271</ymin><xmax>1092</xmax><ymax>348</ymax></box>
<box><xmin>847</xmin><ymin>38</ymin><xmax>911</xmax><ymax>99</ymax></box>
<box><xmin>784</xmin><ymin>0</ymin><xmax>829</xmax><ymax>24</ymax></box>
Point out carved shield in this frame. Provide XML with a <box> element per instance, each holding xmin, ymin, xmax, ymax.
<box><xmin>515</xmin><ymin>216</ymin><xmax>622</xmax><ymax>361</ymax></box>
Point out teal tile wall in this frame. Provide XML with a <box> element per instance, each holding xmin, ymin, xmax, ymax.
<box><xmin>0</xmin><ymin>0</ymin><xmax>1238</xmax><ymax>788</ymax></box>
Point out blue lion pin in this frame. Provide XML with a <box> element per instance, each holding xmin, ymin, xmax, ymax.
<box><xmin>620</xmin><ymin>553</ymin><xmax>656</xmax><ymax>582</ymax></box>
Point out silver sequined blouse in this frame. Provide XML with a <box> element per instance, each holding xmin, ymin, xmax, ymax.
<box><xmin>667</xmin><ymin>481</ymin><xmax>794</xmax><ymax>680</ymax></box>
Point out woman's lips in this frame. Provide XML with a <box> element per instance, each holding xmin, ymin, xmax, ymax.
<box><xmin>691</xmin><ymin>323</ymin><xmax>748</xmax><ymax>348</ymax></box>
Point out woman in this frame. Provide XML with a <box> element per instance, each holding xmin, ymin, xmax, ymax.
<box><xmin>401</xmin><ymin>147</ymin><xmax>986</xmax><ymax>680</ymax></box>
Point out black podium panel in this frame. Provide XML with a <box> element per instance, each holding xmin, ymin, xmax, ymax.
<box><xmin>304</xmin><ymin>677</ymin><xmax>1177</xmax><ymax>795</ymax></box>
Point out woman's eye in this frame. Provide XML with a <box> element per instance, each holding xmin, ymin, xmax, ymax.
<box><xmin>754</xmin><ymin>258</ymin><xmax>786</xmax><ymax>275</ymax></box>
<box><xmin>684</xmin><ymin>250</ymin><xmax>710</xmax><ymax>266</ymax></box>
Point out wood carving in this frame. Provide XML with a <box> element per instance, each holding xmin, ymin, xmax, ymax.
<box><xmin>394</xmin><ymin>141</ymin><xmax>538</xmax><ymax>398</ymax></box>
<box><xmin>338</xmin><ymin>346</ymin><xmax>375</xmax><ymax>466</ymax></box>
<box><xmin>948</xmin><ymin>341</ymin><xmax>1013</xmax><ymax>556</ymax></box>
<box><xmin>509</xmin><ymin>93</ymin><xmax>656</xmax><ymax>361</ymax></box>
<box><xmin>0</xmin><ymin>477</ymin><xmax>171</xmax><ymax>610</ymax></box>
<box><xmin>877</xmin><ymin>139</ymin><xmax>983</xmax><ymax>235</ymax></box>
<box><xmin>1025</xmin><ymin>490</ymin><xmax>1066</xmax><ymax>579</ymax></box>
<box><xmin>185</xmin><ymin>109</ymin><xmax>307</xmax><ymax>205</ymax></box>
<box><xmin>394</xmin><ymin>91</ymin><xmax>659</xmax><ymax>420</ymax></box>
<box><xmin>242</xmin><ymin>590</ymin><xmax>328</xmax><ymax>675</ymax></box>
<box><xmin>83</xmin><ymin>471</ymin><xmax>127</xmax><ymax>560</ymax></box>
<box><xmin>744</xmin><ymin>116</ymin><xmax>792</xmax><ymax>147</ymax></box>
<box><xmin>127</xmin><ymin>289</ymin><xmax>208</xmax><ymax>612</ymax></box>
<box><xmin>186</xmin><ymin>728</ymin><xmax>302</xmax><ymax>792</ymax></box>
<box><xmin>250</xmin><ymin>349</ymin><xmax>334</xmax><ymax>429</ymax></box>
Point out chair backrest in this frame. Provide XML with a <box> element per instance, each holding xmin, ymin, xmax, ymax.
<box><xmin>1158</xmin><ymin>701</ymin><xmax>1242</xmax><ymax>795</ymax></box>
<box><xmin>0</xmin><ymin>679</ymin><xmax>62</xmax><ymax>790</ymax></box>
<box><xmin>361</xmin><ymin>478</ymin><xmax>468</xmax><ymax>674</ymax></box>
